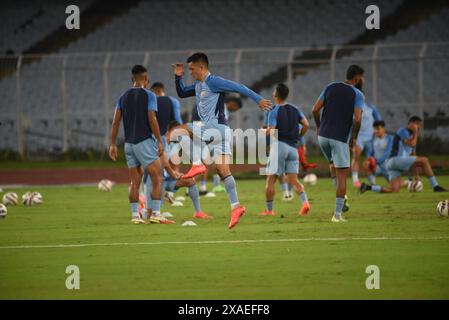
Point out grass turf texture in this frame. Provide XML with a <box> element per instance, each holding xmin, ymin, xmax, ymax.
<box><xmin>0</xmin><ymin>177</ymin><xmax>448</xmax><ymax>299</ymax></box>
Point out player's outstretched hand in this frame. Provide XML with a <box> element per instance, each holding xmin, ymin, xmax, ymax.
<box><xmin>172</xmin><ymin>171</ymin><xmax>184</xmax><ymax>180</ymax></box>
<box><xmin>172</xmin><ymin>63</ymin><xmax>184</xmax><ymax>76</ymax></box>
<box><xmin>258</xmin><ymin>98</ymin><xmax>273</xmax><ymax>111</ymax></box>
<box><xmin>109</xmin><ymin>144</ymin><xmax>117</xmax><ymax>161</ymax></box>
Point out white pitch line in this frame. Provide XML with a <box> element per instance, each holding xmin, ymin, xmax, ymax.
<box><xmin>1</xmin><ymin>236</ymin><xmax>449</xmax><ymax>250</ymax></box>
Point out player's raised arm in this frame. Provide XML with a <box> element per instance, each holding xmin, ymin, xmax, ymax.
<box><xmin>109</xmin><ymin>104</ymin><xmax>122</xmax><ymax>161</ymax></box>
<box><xmin>207</xmin><ymin>76</ymin><xmax>272</xmax><ymax>111</ymax></box>
<box><xmin>172</xmin><ymin>63</ymin><xmax>195</xmax><ymax>98</ymax></box>
<box><xmin>402</xmin><ymin>127</ymin><xmax>419</xmax><ymax>147</ymax></box>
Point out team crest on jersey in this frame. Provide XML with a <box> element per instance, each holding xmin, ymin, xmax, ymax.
<box><xmin>200</xmin><ymin>90</ymin><xmax>207</xmax><ymax>97</ymax></box>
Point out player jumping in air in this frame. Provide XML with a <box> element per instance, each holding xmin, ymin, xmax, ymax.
<box><xmin>260</xmin><ymin>83</ymin><xmax>311</xmax><ymax>216</ymax></box>
<box><xmin>312</xmin><ymin>65</ymin><xmax>364</xmax><ymax>222</ymax></box>
<box><xmin>109</xmin><ymin>65</ymin><xmax>164</xmax><ymax>225</ymax></box>
<box><xmin>360</xmin><ymin>116</ymin><xmax>447</xmax><ymax>194</ymax></box>
<box><xmin>172</xmin><ymin>52</ymin><xmax>272</xmax><ymax>229</ymax></box>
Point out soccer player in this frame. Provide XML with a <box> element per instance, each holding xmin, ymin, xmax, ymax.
<box><xmin>351</xmin><ymin>100</ymin><xmax>382</xmax><ymax>187</ymax></box>
<box><xmin>150</xmin><ymin>82</ymin><xmax>183</xmax><ymax>126</ymax></box>
<box><xmin>360</xmin><ymin>116</ymin><xmax>446</xmax><ymax>193</ymax></box>
<box><xmin>312</xmin><ymin>65</ymin><xmax>364</xmax><ymax>222</ymax></box>
<box><xmin>109</xmin><ymin>65</ymin><xmax>164</xmax><ymax>225</ymax></box>
<box><xmin>362</xmin><ymin>120</ymin><xmax>392</xmax><ymax>184</ymax></box>
<box><xmin>260</xmin><ymin>83</ymin><xmax>311</xmax><ymax>216</ymax></box>
<box><xmin>142</xmin><ymin>82</ymin><xmax>211</xmax><ymax>221</ymax></box>
<box><xmin>149</xmin><ymin>81</ymin><xmax>183</xmax><ymax>187</ymax></box>
<box><xmin>173</xmin><ymin>52</ymin><xmax>272</xmax><ymax>229</ymax></box>
<box><xmin>198</xmin><ymin>96</ymin><xmax>243</xmax><ymax>196</ymax></box>
<box><xmin>262</xmin><ymin>110</ymin><xmax>315</xmax><ymax>202</ymax></box>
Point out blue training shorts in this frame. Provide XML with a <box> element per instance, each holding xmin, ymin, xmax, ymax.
<box><xmin>318</xmin><ymin>136</ymin><xmax>350</xmax><ymax>169</ymax></box>
<box><xmin>386</xmin><ymin>156</ymin><xmax>416</xmax><ymax>180</ymax></box>
<box><xmin>124</xmin><ymin>136</ymin><xmax>159</xmax><ymax>169</ymax></box>
<box><xmin>267</xmin><ymin>140</ymin><xmax>299</xmax><ymax>176</ymax></box>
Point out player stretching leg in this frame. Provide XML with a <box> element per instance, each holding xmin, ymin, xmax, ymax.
<box><xmin>360</xmin><ymin>116</ymin><xmax>446</xmax><ymax>194</ymax></box>
<box><xmin>173</xmin><ymin>52</ymin><xmax>272</xmax><ymax>229</ymax></box>
<box><xmin>260</xmin><ymin>84</ymin><xmax>311</xmax><ymax>216</ymax></box>
<box><xmin>143</xmin><ymin>81</ymin><xmax>212</xmax><ymax>221</ymax></box>
<box><xmin>144</xmin><ymin>148</ymin><xmax>212</xmax><ymax>220</ymax></box>
<box><xmin>312</xmin><ymin>65</ymin><xmax>364</xmax><ymax>222</ymax></box>
<box><xmin>109</xmin><ymin>65</ymin><xmax>164</xmax><ymax>225</ymax></box>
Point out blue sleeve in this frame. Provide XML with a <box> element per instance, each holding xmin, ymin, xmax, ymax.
<box><xmin>318</xmin><ymin>83</ymin><xmax>334</xmax><ymax>102</ymax></box>
<box><xmin>354</xmin><ymin>89</ymin><xmax>365</xmax><ymax>109</ymax></box>
<box><xmin>146</xmin><ymin>90</ymin><xmax>157</xmax><ymax>112</ymax></box>
<box><xmin>175</xmin><ymin>75</ymin><xmax>196</xmax><ymax>98</ymax></box>
<box><xmin>115</xmin><ymin>96</ymin><xmax>122</xmax><ymax>110</ymax></box>
<box><xmin>297</xmin><ymin>109</ymin><xmax>305</xmax><ymax>122</ymax></box>
<box><xmin>370</xmin><ymin>104</ymin><xmax>382</xmax><ymax>121</ymax></box>
<box><xmin>377</xmin><ymin>135</ymin><xmax>393</xmax><ymax>164</ymax></box>
<box><xmin>397</xmin><ymin>128</ymin><xmax>410</xmax><ymax>140</ymax></box>
<box><xmin>169</xmin><ymin>97</ymin><xmax>183</xmax><ymax>124</ymax></box>
<box><xmin>318</xmin><ymin>87</ymin><xmax>326</xmax><ymax>102</ymax></box>
<box><xmin>267</xmin><ymin>106</ymin><xmax>280</xmax><ymax>127</ymax></box>
<box><xmin>207</xmin><ymin>76</ymin><xmax>262</xmax><ymax>104</ymax></box>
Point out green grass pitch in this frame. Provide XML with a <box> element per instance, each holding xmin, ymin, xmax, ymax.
<box><xmin>1</xmin><ymin>177</ymin><xmax>448</xmax><ymax>299</ymax></box>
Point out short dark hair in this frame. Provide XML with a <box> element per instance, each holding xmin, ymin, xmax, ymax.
<box><xmin>187</xmin><ymin>52</ymin><xmax>209</xmax><ymax>68</ymax></box>
<box><xmin>409</xmin><ymin>115</ymin><xmax>423</xmax><ymax>123</ymax></box>
<box><xmin>131</xmin><ymin>65</ymin><xmax>147</xmax><ymax>75</ymax></box>
<box><xmin>150</xmin><ymin>82</ymin><xmax>165</xmax><ymax>90</ymax></box>
<box><xmin>346</xmin><ymin>65</ymin><xmax>364</xmax><ymax>80</ymax></box>
<box><xmin>373</xmin><ymin>120</ymin><xmax>385</xmax><ymax>128</ymax></box>
<box><xmin>225</xmin><ymin>96</ymin><xmax>242</xmax><ymax>109</ymax></box>
<box><xmin>275</xmin><ymin>83</ymin><xmax>289</xmax><ymax>101</ymax></box>
<box><xmin>168</xmin><ymin>120</ymin><xmax>181</xmax><ymax>132</ymax></box>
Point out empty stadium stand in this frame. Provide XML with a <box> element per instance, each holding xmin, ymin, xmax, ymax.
<box><xmin>0</xmin><ymin>0</ymin><xmax>448</xmax><ymax>155</ymax></box>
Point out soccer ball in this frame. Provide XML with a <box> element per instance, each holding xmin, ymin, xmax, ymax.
<box><xmin>436</xmin><ymin>200</ymin><xmax>448</xmax><ymax>217</ymax></box>
<box><xmin>408</xmin><ymin>180</ymin><xmax>423</xmax><ymax>192</ymax></box>
<box><xmin>2</xmin><ymin>192</ymin><xmax>18</xmax><ymax>206</ymax></box>
<box><xmin>98</xmin><ymin>179</ymin><xmax>113</xmax><ymax>192</ymax></box>
<box><xmin>32</xmin><ymin>192</ymin><xmax>43</xmax><ymax>205</ymax></box>
<box><xmin>22</xmin><ymin>192</ymin><xmax>43</xmax><ymax>206</ymax></box>
<box><xmin>0</xmin><ymin>203</ymin><xmax>7</xmax><ymax>218</ymax></box>
<box><xmin>22</xmin><ymin>192</ymin><xmax>32</xmax><ymax>204</ymax></box>
<box><xmin>304</xmin><ymin>173</ymin><xmax>317</xmax><ymax>186</ymax></box>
